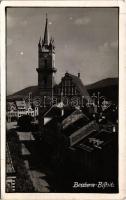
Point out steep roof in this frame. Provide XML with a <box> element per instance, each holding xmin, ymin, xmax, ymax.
<box><xmin>43</xmin><ymin>14</ymin><xmax>49</xmax><ymax>46</ymax></box>
<box><xmin>7</xmin><ymin>102</ymin><xmax>17</xmax><ymax>111</ymax></box>
<box><xmin>6</xmin><ymin>143</ymin><xmax>15</xmax><ymax>175</ymax></box>
<box><xmin>74</xmin><ymin>129</ymin><xmax>115</xmax><ymax>152</ymax></box>
<box><xmin>69</xmin><ymin>74</ymin><xmax>90</xmax><ymax>101</ymax></box>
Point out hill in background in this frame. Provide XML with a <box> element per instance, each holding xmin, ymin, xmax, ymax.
<box><xmin>87</xmin><ymin>78</ymin><xmax>118</xmax><ymax>103</ymax></box>
<box><xmin>7</xmin><ymin>78</ymin><xmax>118</xmax><ymax>103</ymax></box>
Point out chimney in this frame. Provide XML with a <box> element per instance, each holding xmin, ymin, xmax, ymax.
<box><xmin>78</xmin><ymin>73</ymin><xmax>80</xmax><ymax>78</ymax></box>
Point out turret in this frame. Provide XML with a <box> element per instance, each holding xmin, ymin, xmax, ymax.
<box><xmin>36</xmin><ymin>13</ymin><xmax>57</xmax><ymax>94</ymax></box>
<box><xmin>43</xmin><ymin>13</ymin><xmax>49</xmax><ymax>47</ymax></box>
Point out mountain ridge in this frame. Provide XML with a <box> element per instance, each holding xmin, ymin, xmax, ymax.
<box><xmin>86</xmin><ymin>77</ymin><xmax>118</xmax><ymax>90</ymax></box>
<box><xmin>7</xmin><ymin>77</ymin><xmax>118</xmax><ymax>101</ymax></box>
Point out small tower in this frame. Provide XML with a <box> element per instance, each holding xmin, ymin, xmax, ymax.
<box><xmin>36</xmin><ymin>14</ymin><xmax>57</xmax><ymax>98</ymax></box>
<box><xmin>36</xmin><ymin>14</ymin><xmax>57</xmax><ymax>131</ymax></box>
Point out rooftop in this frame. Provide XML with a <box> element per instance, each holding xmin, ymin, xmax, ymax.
<box><xmin>6</xmin><ymin>143</ymin><xmax>15</xmax><ymax>175</ymax></box>
<box><xmin>15</xmin><ymin>100</ymin><xmax>26</xmax><ymax>108</ymax></box>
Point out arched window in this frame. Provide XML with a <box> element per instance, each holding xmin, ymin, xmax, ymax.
<box><xmin>44</xmin><ymin>76</ymin><xmax>47</xmax><ymax>87</ymax></box>
<box><xmin>44</xmin><ymin>60</ymin><xmax>47</xmax><ymax>67</ymax></box>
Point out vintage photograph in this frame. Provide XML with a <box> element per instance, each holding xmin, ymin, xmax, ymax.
<box><xmin>6</xmin><ymin>7</ymin><xmax>118</xmax><ymax>193</ymax></box>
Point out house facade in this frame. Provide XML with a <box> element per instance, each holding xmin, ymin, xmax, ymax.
<box><xmin>7</xmin><ymin>96</ymin><xmax>39</xmax><ymax>122</ymax></box>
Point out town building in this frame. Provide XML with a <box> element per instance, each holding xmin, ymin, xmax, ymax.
<box><xmin>36</xmin><ymin>15</ymin><xmax>91</xmax><ymax>130</ymax></box>
<box><xmin>53</xmin><ymin>72</ymin><xmax>90</xmax><ymax>106</ymax></box>
<box><xmin>6</xmin><ymin>143</ymin><xmax>16</xmax><ymax>192</ymax></box>
<box><xmin>6</xmin><ymin>102</ymin><xmax>18</xmax><ymax>122</ymax></box>
<box><xmin>6</xmin><ymin>93</ymin><xmax>39</xmax><ymax>122</ymax></box>
<box><xmin>15</xmin><ymin>100</ymin><xmax>27</xmax><ymax>118</ymax></box>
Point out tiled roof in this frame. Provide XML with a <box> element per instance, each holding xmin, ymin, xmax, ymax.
<box><xmin>7</xmin><ymin>102</ymin><xmax>17</xmax><ymax>111</ymax></box>
<box><xmin>15</xmin><ymin>100</ymin><xmax>26</xmax><ymax>108</ymax></box>
<box><xmin>17</xmin><ymin>132</ymin><xmax>35</xmax><ymax>141</ymax></box>
<box><xmin>6</xmin><ymin>143</ymin><xmax>15</xmax><ymax>174</ymax></box>
<box><xmin>74</xmin><ymin>129</ymin><xmax>115</xmax><ymax>152</ymax></box>
<box><xmin>62</xmin><ymin>109</ymin><xmax>85</xmax><ymax>130</ymax></box>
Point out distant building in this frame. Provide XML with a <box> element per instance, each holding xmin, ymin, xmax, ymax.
<box><xmin>6</xmin><ymin>94</ymin><xmax>39</xmax><ymax>122</ymax></box>
<box><xmin>15</xmin><ymin>100</ymin><xmax>27</xmax><ymax>118</ymax></box>
<box><xmin>6</xmin><ymin>102</ymin><xmax>18</xmax><ymax>122</ymax></box>
<box><xmin>53</xmin><ymin>72</ymin><xmax>90</xmax><ymax>105</ymax></box>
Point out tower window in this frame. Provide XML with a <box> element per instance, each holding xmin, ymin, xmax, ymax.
<box><xmin>44</xmin><ymin>76</ymin><xmax>47</xmax><ymax>87</ymax></box>
<box><xmin>45</xmin><ymin>60</ymin><xmax>47</xmax><ymax>67</ymax></box>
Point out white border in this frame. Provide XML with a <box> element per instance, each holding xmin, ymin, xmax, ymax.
<box><xmin>1</xmin><ymin>1</ymin><xmax>126</xmax><ymax>200</ymax></box>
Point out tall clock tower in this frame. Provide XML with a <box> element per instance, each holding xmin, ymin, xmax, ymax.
<box><xmin>36</xmin><ymin>14</ymin><xmax>57</xmax><ymax>99</ymax></box>
<box><xmin>36</xmin><ymin>14</ymin><xmax>57</xmax><ymax>130</ymax></box>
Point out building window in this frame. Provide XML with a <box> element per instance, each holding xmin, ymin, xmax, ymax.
<box><xmin>45</xmin><ymin>59</ymin><xmax>47</xmax><ymax>67</ymax></box>
<box><xmin>63</xmin><ymin>87</ymin><xmax>65</xmax><ymax>95</ymax></box>
<box><xmin>66</xmin><ymin>87</ymin><xmax>69</xmax><ymax>95</ymax></box>
<box><xmin>71</xmin><ymin>87</ymin><xmax>73</xmax><ymax>95</ymax></box>
<box><xmin>73</xmin><ymin>86</ymin><xmax>75</xmax><ymax>95</ymax></box>
<box><xmin>75</xmin><ymin>87</ymin><xmax>77</xmax><ymax>95</ymax></box>
<box><xmin>63</xmin><ymin>80</ymin><xmax>65</xmax><ymax>86</ymax></box>
<box><xmin>65</xmin><ymin>80</ymin><xmax>70</xmax><ymax>86</ymax></box>
<box><xmin>58</xmin><ymin>88</ymin><xmax>61</xmax><ymax>94</ymax></box>
<box><xmin>44</xmin><ymin>76</ymin><xmax>47</xmax><ymax>87</ymax></box>
<box><xmin>64</xmin><ymin>87</ymin><xmax>66</xmax><ymax>95</ymax></box>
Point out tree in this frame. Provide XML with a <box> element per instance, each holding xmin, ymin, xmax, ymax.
<box><xmin>17</xmin><ymin>115</ymin><xmax>33</xmax><ymax>131</ymax></box>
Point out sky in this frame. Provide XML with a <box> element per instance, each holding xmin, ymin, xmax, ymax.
<box><xmin>7</xmin><ymin>7</ymin><xmax>118</xmax><ymax>95</ymax></box>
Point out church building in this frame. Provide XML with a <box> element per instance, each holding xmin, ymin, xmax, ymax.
<box><xmin>36</xmin><ymin>14</ymin><xmax>90</xmax><ymax>129</ymax></box>
<box><xmin>36</xmin><ymin>14</ymin><xmax>57</xmax><ymax>99</ymax></box>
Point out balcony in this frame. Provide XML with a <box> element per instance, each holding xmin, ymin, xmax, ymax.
<box><xmin>36</xmin><ymin>67</ymin><xmax>57</xmax><ymax>73</ymax></box>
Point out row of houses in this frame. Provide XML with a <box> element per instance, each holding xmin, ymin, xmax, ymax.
<box><xmin>7</xmin><ymin>98</ymin><xmax>39</xmax><ymax>122</ymax></box>
<box><xmin>6</xmin><ymin>143</ymin><xmax>16</xmax><ymax>192</ymax></box>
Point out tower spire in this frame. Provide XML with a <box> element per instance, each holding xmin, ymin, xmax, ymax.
<box><xmin>43</xmin><ymin>13</ymin><xmax>49</xmax><ymax>46</ymax></box>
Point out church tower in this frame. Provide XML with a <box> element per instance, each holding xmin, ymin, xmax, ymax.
<box><xmin>36</xmin><ymin>14</ymin><xmax>57</xmax><ymax>99</ymax></box>
<box><xmin>36</xmin><ymin>14</ymin><xmax>57</xmax><ymax>131</ymax></box>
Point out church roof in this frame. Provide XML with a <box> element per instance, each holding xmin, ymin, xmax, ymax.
<box><xmin>54</xmin><ymin>72</ymin><xmax>91</xmax><ymax>101</ymax></box>
<box><xmin>43</xmin><ymin>14</ymin><xmax>49</xmax><ymax>46</ymax></box>
<box><xmin>68</xmin><ymin>73</ymin><xmax>90</xmax><ymax>101</ymax></box>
